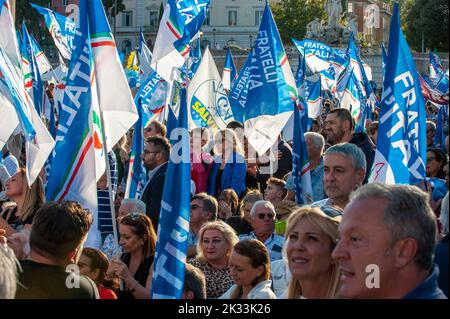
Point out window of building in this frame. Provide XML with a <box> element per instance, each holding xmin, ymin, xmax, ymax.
<box><xmin>348</xmin><ymin>3</ymin><xmax>353</xmax><ymax>13</ymax></box>
<box><xmin>122</xmin><ymin>11</ymin><xmax>133</xmax><ymax>27</ymax></box>
<box><xmin>255</xmin><ymin>10</ymin><xmax>264</xmax><ymax>26</ymax></box>
<box><xmin>228</xmin><ymin>10</ymin><xmax>237</xmax><ymax>26</ymax></box>
<box><xmin>149</xmin><ymin>11</ymin><xmax>159</xmax><ymax>28</ymax></box>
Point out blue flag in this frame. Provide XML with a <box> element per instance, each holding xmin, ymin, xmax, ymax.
<box><xmin>22</xmin><ymin>22</ymin><xmax>44</xmax><ymax>116</ymax></box>
<box><xmin>222</xmin><ymin>47</ymin><xmax>237</xmax><ymax>91</ymax></box>
<box><xmin>381</xmin><ymin>42</ymin><xmax>387</xmax><ymax>83</ymax></box>
<box><xmin>228</xmin><ymin>2</ymin><xmax>297</xmax><ymax>155</ymax></box>
<box><xmin>292</xmin><ymin>102</ymin><xmax>313</xmax><ymax>205</ymax></box>
<box><xmin>151</xmin><ymin>88</ymin><xmax>191</xmax><ymax>299</ymax></box>
<box><xmin>369</xmin><ymin>3</ymin><xmax>426</xmax><ymax>184</ymax></box>
<box><xmin>433</xmin><ymin>104</ymin><xmax>449</xmax><ymax>151</ymax></box>
<box><xmin>189</xmin><ymin>38</ymin><xmax>202</xmax><ymax>75</ymax></box>
<box><xmin>295</xmin><ymin>53</ymin><xmax>311</xmax><ymax>132</ymax></box>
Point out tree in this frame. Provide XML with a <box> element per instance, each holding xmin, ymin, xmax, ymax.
<box><xmin>404</xmin><ymin>0</ymin><xmax>449</xmax><ymax>52</ymax></box>
<box><xmin>15</xmin><ymin>0</ymin><xmax>50</xmax><ymax>44</ymax></box>
<box><xmin>270</xmin><ymin>0</ymin><xmax>326</xmax><ymax>46</ymax></box>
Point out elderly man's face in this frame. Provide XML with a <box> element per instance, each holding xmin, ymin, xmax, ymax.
<box><xmin>332</xmin><ymin>198</ymin><xmax>397</xmax><ymax>298</ymax></box>
<box><xmin>251</xmin><ymin>205</ymin><xmax>275</xmax><ymax>235</ymax></box>
<box><xmin>323</xmin><ymin>153</ymin><xmax>365</xmax><ymax>207</ymax></box>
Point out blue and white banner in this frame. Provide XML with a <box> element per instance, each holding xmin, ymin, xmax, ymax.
<box><xmin>429</xmin><ymin>51</ymin><xmax>444</xmax><ymax>83</ymax></box>
<box><xmin>433</xmin><ymin>104</ymin><xmax>449</xmax><ymax>151</ymax></box>
<box><xmin>369</xmin><ymin>3</ymin><xmax>426</xmax><ymax>184</ymax></box>
<box><xmin>138</xmin><ymin>31</ymin><xmax>153</xmax><ymax>79</ymax></box>
<box><xmin>229</xmin><ymin>2</ymin><xmax>297</xmax><ymax>155</ymax></box>
<box><xmin>151</xmin><ymin>88</ymin><xmax>191</xmax><ymax>299</ymax></box>
<box><xmin>292</xmin><ymin>102</ymin><xmax>313</xmax><ymax>205</ymax></box>
<box><xmin>188</xmin><ymin>47</ymin><xmax>233</xmax><ymax>132</ymax></box>
<box><xmin>307</xmin><ymin>79</ymin><xmax>322</xmax><ymax>119</ymax></box>
<box><xmin>30</xmin><ymin>2</ymin><xmax>76</xmax><ymax>59</ymax></box>
<box><xmin>381</xmin><ymin>43</ymin><xmax>387</xmax><ymax>84</ymax></box>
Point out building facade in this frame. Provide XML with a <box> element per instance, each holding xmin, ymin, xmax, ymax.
<box><xmin>113</xmin><ymin>0</ymin><xmax>280</xmax><ymax>54</ymax></box>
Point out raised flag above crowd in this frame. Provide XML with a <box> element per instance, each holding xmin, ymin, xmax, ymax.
<box><xmin>369</xmin><ymin>3</ymin><xmax>427</xmax><ymax>185</ymax></box>
<box><xmin>151</xmin><ymin>88</ymin><xmax>191</xmax><ymax>299</ymax></box>
<box><xmin>151</xmin><ymin>0</ymin><xmax>210</xmax><ymax>83</ymax></box>
<box><xmin>187</xmin><ymin>46</ymin><xmax>233</xmax><ymax>132</ymax></box>
<box><xmin>30</xmin><ymin>2</ymin><xmax>76</xmax><ymax>60</ymax></box>
<box><xmin>229</xmin><ymin>1</ymin><xmax>297</xmax><ymax>155</ymax></box>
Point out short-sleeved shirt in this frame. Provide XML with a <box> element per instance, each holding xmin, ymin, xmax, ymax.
<box><xmin>16</xmin><ymin>260</ymin><xmax>99</xmax><ymax>299</ymax></box>
<box><xmin>189</xmin><ymin>258</ymin><xmax>234</xmax><ymax>299</ymax></box>
<box><xmin>239</xmin><ymin>232</ymin><xmax>285</xmax><ymax>262</ymax></box>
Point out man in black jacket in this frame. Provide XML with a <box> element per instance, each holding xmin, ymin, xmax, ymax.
<box><xmin>140</xmin><ymin>136</ymin><xmax>171</xmax><ymax>230</ymax></box>
<box><xmin>324</xmin><ymin>108</ymin><xmax>375</xmax><ymax>183</ymax></box>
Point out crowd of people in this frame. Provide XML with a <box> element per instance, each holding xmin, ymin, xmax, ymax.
<box><xmin>0</xmin><ymin>96</ymin><xmax>448</xmax><ymax>299</ymax></box>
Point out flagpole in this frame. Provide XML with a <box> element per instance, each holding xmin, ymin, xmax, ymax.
<box><xmin>99</xmin><ymin>111</ymin><xmax>122</xmax><ymax>291</ymax></box>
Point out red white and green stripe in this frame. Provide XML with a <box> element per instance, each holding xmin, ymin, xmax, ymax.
<box><xmin>90</xmin><ymin>32</ymin><xmax>116</xmax><ymax>48</ymax></box>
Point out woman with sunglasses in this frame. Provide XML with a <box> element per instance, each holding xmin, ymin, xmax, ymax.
<box><xmin>79</xmin><ymin>248</ymin><xmax>119</xmax><ymax>299</ymax></box>
<box><xmin>220</xmin><ymin>239</ymin><xmax>276</xmax><ymax>299</ymax></box>
<box><xmin>107</xmin><ymin>213</ymin><xmax>156</xmax><ymax>299</ymax></box>
<box><xmin>282</xmin><ymin>206</ymin><xmax>342</xmax><ymax>299</ymax></box>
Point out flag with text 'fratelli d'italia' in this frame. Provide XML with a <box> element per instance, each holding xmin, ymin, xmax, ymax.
<box><xmin>229</xmin><ymin>2</ymin><xmax>297</xmax><ymax>156</ymax></box>
<box><xmin>187</xmin><ymin>47</ymin><xmax>234</xmax><ymax>133</ymax></box>
<box><xmin>30</xmin><ymin>2</ymin><xmax>75</xmax><ymax>60</ymax></box>
<box><xmin>46</xmin><ymin>0</ymin><xmax>100</xmax><ymax>249</ymax></box>
<box><xmin>151</xmin><ymin>88</ymin><xmax>191</xmax><ymax>299</ymax></box>
<box><xmin>307</xmin><ymin>79</ymin><xmax>322</xmax><ymax>119</ymax></box>
<box><xmin>222</xmin><ymin>47</ymin><xmax>237</xmax><ymax>91</ymax></box>
<box><xmin>88</xmin><ymin>0</ymin><xmax>138</xmax><ymax>153</ymax></box>
<box><xmin>151</xmin><ymin>0</ymin><xmax>210</xmax><ymax>83</ymax></box>
<box><xmin>369</xmin><ymin>3</ymin><xmax>426</xmax><ymax>185</ymax></box>
<box><xmin>138</xmin><ymin>31</ymin><xmax>153</xmax><ymax>79</ymax></box>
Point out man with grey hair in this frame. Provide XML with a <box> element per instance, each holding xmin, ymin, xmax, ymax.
<box><xmin>332</xmin><ymin>183</ymin><xmax>446</xmax><ymax>299</ymax></box>
<box><xmin>101</xmin><ymin>198</ymin><xmax>147</xmax><ymax>260</ymax></box>
<box><xmin>240</xmin><ymin>200</ymin><xmax>284</xmax><ymax>262</ymax></box>
<box><xmin>435</xmin><ymin>192</ymin><xmax>449</xmax><ymax>297</ymax></box>
<box><xmin>313</xmin><ymin>143</ymin><xmax>366</xmax><ymax>209</ymax></box>
<box><xmin>285</xmin><ymin>132</ymin><xmax>326</xmax><ymax>202</ymax></box>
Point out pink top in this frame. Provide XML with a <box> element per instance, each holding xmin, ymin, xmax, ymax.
<box><xmin>191</xmin><ymin>152</ymin><xmax>213</xmax><ymax>193</ymax></box>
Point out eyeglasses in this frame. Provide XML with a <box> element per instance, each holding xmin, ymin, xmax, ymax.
<box><xmin>320</xmin><ymin>206</ymin><xmax>343</xmax><ymax>218</ymax></box>
<box><xmin>427</xmin><ymin>157</ymin><xmax>436</xmax><ymax>162</ymax></box>
<box><xmin>256</xmin><ymin>213</ymin><xmax>275</xmax><ymax>220</ymax></box>
<box><xmin>190</xmin><ymin>204</ymin><xmax>203</xmax><ymax>210</ymax></box>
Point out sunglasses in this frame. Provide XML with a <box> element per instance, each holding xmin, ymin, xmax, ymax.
<box><xmin>256</xmin><ymin>213</ymin><xmax>275</xmax><ymax>220</ymax></box>
<box><xmin>320</xmin><ymin>206</ymin><xmax>343</xmax><ymax>218</ymax></box>
<box><xmin>426</xmin><ymin>157</ymin><xmax>436</xmax><ymax>162</ymax></box>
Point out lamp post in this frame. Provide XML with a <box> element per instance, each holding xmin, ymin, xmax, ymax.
<box><xmin>213</xmin><ymin>28</ymin><xmax>216</xmax><ymax>49</ymax></box>
<box><xmin>249</xmin><ymin>34</ymin><xmax>253</xmax><ymax>49</ymax></box>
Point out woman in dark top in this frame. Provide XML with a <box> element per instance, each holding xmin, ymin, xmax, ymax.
<box><xmin>0</xmin><ymin>168</ymin><xmax>45</xmax><ymax>236</ymax></box>
<box><xmin>108</xmin><ymin>213</ymin><xmax>156</xmax><ymax>299</ymax></box>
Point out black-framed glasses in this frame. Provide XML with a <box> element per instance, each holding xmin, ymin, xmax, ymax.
<box><xmin>190</xmin><ymin>204</ymin><xmax>203</xmax><ymax>210</ymax></box>
<box><xmin>320</xmin><ymin>206</ymin><xmax>343</xmax><ymax>218</ymax></box>
<box><xmin>427</xmin><ymin>157</ymin><xmax>436</xmax><ymax>162</ymax></box>
<box><xmin>256</xmin><ymin>213</ymin><xmax>275</xmax><ymax>220</ymax></box>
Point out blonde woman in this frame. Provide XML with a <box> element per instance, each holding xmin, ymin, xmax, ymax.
<box><xmin>220</xmin><ymin>239</ymin><xmax>276</xmax><ymax>299</ymax></box>
<box><xmin>189</xmin><ymin>220</ymin><xmax>239</xmax><ymax>298</ymax></box>
<box><xmin>283</xmin><ymin>206</ymin><xmax>342</xmax><ymax>299</ymax></box>
<box><xmin>207</xmin><ymin>129</ymin><xmax>247</xmax><ymax>197</ymax></box>
<box><xmin>0</xmin><ymin>168</ymin><xmax>45</xmax><ymax>236</ymax></box>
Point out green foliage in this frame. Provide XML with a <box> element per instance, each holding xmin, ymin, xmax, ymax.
<box><xmin>404</xmin><ymin>0</ymin><xmax>449</xmax><ymax>51</ymax></box>
<box><xmin>270</xmin><ymin>0</ymin><xmax>326</xmax><ymax>46</ymax></box>
<box><xmin>15</xmin><ymin>0</ymin><xmax>50</xmax><ymax>45</ymax></box>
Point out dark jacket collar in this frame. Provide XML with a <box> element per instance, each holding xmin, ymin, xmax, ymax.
<box><xmin>403</xmin><ymin>264</ymin><xmax>447</xmax><ymax>299</ymax></box>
